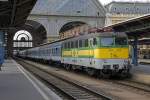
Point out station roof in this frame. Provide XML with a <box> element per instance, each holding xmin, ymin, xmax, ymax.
<box><xmin>104</xmin><ymin>14</ymin><xmax>150</xmax><ymax>38</ymax></box>
<box><xmin>0</xmin><ymin>0</ymin><xmax>37</xmax><ymax>29</ymax></box>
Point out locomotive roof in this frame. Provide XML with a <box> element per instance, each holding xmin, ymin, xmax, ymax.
<box><xmin>63</xmin><ymin>32</ymin><xmax>127</xmax><ymax>42</ymax></box>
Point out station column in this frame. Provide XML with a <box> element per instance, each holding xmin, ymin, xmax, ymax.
<box><xmin>132</xmin><ymin>36</ymin><xmax>138</xmax><ymax>66</ymax></box>
<box><xmin>0</xmin><ymin>31</ymin><xmax>5</xmax><ymax>65</ymax></box>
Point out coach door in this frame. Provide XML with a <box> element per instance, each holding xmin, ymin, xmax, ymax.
<box><xmin>71</xmin><ymin>41</ymin><xmax>78</xmax><ymax>65</ymax></box>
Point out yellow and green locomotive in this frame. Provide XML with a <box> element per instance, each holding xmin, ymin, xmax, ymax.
<box><xmin>62</xmin><ymin>32</ymin><xmax>131</xmax><ymax>77</ymax></box>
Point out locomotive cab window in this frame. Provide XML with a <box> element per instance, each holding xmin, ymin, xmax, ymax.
<box><xmin>101</xmin><ymin>37</ymin><xmax>114</xmax><ymax>46</ymax></box>
<box><xmin>115</xmin><ymin>37</ymin><xmax>128</xmax><ymax>45</ymax></box>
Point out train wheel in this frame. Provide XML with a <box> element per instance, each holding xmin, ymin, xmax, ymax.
<box><xmin>100</xmin><ymin>70</ymin><xmax>111</xmax><ymax>79</ymax></box>
<box><xmin>86</xmin><ymin>68</ymin><xmax>97</xmax><ymax>76</ymax></box>
<box><xmin>121</xmin><ymin>69</ymin><xmax>131</xmax><ymax>78</ymax></box>
<box><xmin>65</xmin><ymin>64</ymin><xmax>72</xmax><ymax>70</ymax></box>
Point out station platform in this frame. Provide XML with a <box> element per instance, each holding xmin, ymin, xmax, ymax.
<box><xmin>131</xmin><ymin>62</ymin><xmax>150</xmax><ymax>85</ymax></box>
<box><xmin>0</xmin><ymin>59</ymin><xmax>62</xmax><ymax>100</ymax></box>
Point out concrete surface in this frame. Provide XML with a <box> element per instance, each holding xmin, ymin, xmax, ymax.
<box><xmin>0</xmin><ymin>59</ymin><xmax>62</xmax><ymax>100</ymax></box>
<box><xmin>131</xmin><ymin>63</ymin><xmax>150</xmax><ymax>85</ymax></box>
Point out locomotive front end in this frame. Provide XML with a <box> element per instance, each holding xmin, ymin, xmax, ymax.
<box><xmin>95</xmin><ymin>33</ymin><xmax>131</xmax><ymax>77</ymax></box>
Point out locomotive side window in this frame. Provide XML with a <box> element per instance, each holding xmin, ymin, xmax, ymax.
<box><xmin>75</xmin><ymin>41</ymin><xmax>78</xmax><ymax>48</ymax></box>
<box><xmin>115</xmin><ymin>37</ymin><xmax>127</xmax><ymax>45</ymax></box>
<box><xmin>79</xmin><ymin>40</ymin><xmax>82</xmax><ymax>47</ymax></box>
<box><xmin>101</xmin><ymin>37</ymin><xmax>114</xmax><ymax>46</ymax></box>
<box><xmin>93</xmin><ymin>38</ymin><xmax>97</xmax><ymax>46</ymax></box>
<box><xmin>71</xmin><ymin>41</ymin><xmax>74</xmax><ymax>48</ymax></box>
<box><xmin>85</xmin><ymin>39</ymin><xmax>88</xmax><ymax>47</ymax></box>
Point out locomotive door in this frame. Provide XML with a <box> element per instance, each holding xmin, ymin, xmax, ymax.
<box><xmin>89</xmin><ymin>38</ymin><xmax>94</xmax><ymax>66</ymax></box>
<box><xmin>72</xmin><ymin>41</ymin><xmax>78</xmax><ymax>65</ymax></box>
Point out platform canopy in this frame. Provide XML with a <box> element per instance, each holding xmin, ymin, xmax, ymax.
<box><xmin>0</xmin><ymin>0</ymin><xmax>37</xmax><ymax>29</ymax></box>
<box><xmin>105</xmin><ymin>14</ymin><xmax>150</xmax><ymax>39</ymax></box>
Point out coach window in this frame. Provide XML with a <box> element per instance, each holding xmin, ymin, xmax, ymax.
<box><xmin>82</xmin><ymin>40</ymin><xmax>85</xmax><ymax>47</ymax></box>
<box><xmin>65</xmin><ymin>43</ymin><xmax>67</xmax><ymax>49</ymax></box>
<box><xmin>64</xmin><ymin>43</ymin><xmax>65</xmax><ymax>49</ymax></box>
<box><xmin>53</xmin><ymin>49</ymin><xmax>54</xmax><ymax>55</ymax></box>
<box><xmin>62</xmin><ymin>44</ymin><xmax>64</xmax><ymax>49</ymax></box>
<box><xmin>54</xmin><ymin>48</ymin><xmax>56</xmax><ymax>55</ymax></box>
<box><xmin>69</xmin><ymin>42</ymin><xmax>71</xmax><ymax>48</ymax></box>
<box><xmin>66</xmin><ymin>42</ymin><xmax>67</xmax><ymax>49</ymax></box>
<box><xmin>68</xmin><ymin>42</ymin><xmax>70</xmax><ymax>49</ymax></box>
<box><xmin>53</xmin><ymin>48</ymin><xmax>55</xmax><ymax>56</ymax></box>
<box><xmin>56</xmin><ymin>48</ymin><xmax>58</xmax><ymax>55</ymax></box>
<box><xmin>51</xmin><ymin>49</ymin><xmax>53</xmax><ymax>54</ymax></box>
<box><xmin>51</xmin><ymin>49</ymin><xmax>53</xmax><ymax>55</ymax></box>
<box><xmin>66</xmin><ymin>42</ymin><xmax>68</xmax><ymax>49</ymax></box>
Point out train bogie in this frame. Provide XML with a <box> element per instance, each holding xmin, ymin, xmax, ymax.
<box><xmin>62</xmin><ymin>32</ymin><xmax>131</xmax><ymax>77</ymax></box>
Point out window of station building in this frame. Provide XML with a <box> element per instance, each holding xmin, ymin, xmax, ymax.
<box><xmin>13</xmin><ymin>30</ymin><xmax>33</xmax><ymax>49</ymax></box>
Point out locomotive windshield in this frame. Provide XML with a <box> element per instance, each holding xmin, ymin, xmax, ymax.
<box><xmin>101</xmin><ymin>37</ymin><xmax>114</xmax><ymax>46</ymax></box>
<box><xmin>115</xmin><ymin>37</ymin><xmax>128</xmax><ymax>45</ymax></box>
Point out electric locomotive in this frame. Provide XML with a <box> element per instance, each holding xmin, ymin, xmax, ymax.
<box><xmin>62</xmin><ymin>32</ymin><xmax>131</xmax><ymax>77</ymax></box>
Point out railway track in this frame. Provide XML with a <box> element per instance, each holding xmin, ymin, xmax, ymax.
<box><xmin>17</xmin><ymin>59</ymin><xmax>112</xmax><ymax>100</ymax></box>
<box><xmin>112</xmin><ymin>80</ymin><xmax>150</xmax><ymax>93</ymax></box>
